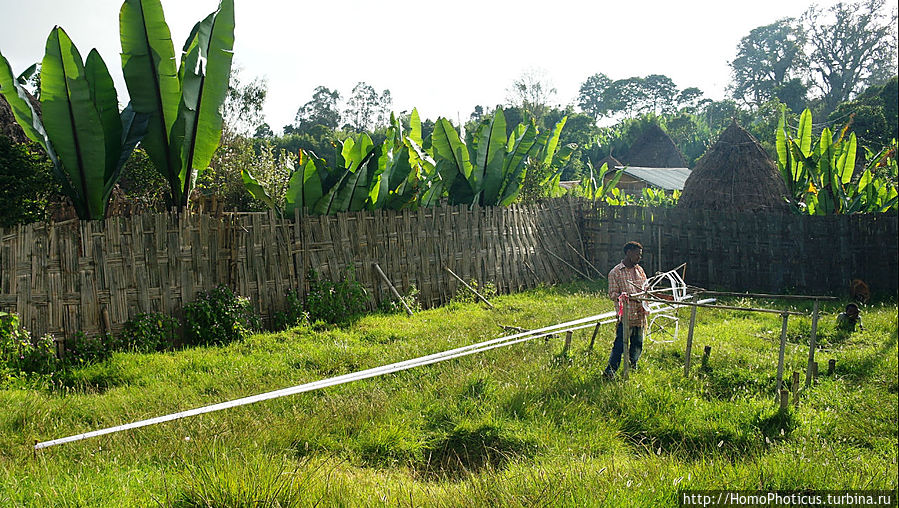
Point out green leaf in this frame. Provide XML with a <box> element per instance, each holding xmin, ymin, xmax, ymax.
<box><xmin>476</xmin><ymin>109</ymin><xmax>507</xmax><ymax>205</ymax></box>
<box><xmin>541</xmin><ymin>116</ymin><xmax>567</xmax><ymax>167</ymax></box>
<box><xmin>241</xmin><ymin>167</ymin><xmax>276</xmax><ymax>210</ymax></box>
<box><xmin>0</xmin><ymin>53</ymin><xmax>55</xmax><ymax>160</ymax></box>
<box><xmin>431</xmin><ymin>118</ymin><xmax>472</xmax><ymax>181</ymax></box>
<box><xmin>41</xmin><ymin>27</ymin><xmax>108</xmax><ymax>219</ymax></box>
<box><xmin>498</xmin><ymin>124</ymin><xmax>539</xmax><ymax>205</ymax></box>
<box><xmin>797</xmin><ymin>108</ymin><xmax>812</xmax><ymax>156</ymax></box>
<box><xmin>172</xmin><ymin>0</ymin><xmax>235</xmax><ymax>204</ymax></box>
<box><xmin>836</xmin><ymin>133</ymin><xmax>856</xmax><ymax>185</ymax></box>
<box><xmin>84</xmin><ymin>49</ymin><xmax>122</xmax><ymax>184</ymax></box>
<box><xmin>408</xmin><ymin>108</ymin><xmax>422</xmax><ymax>148</ymax></box>
<box><xmin>120</xmin><ymin>0</ymin><xmax>182</xmax><ymax>199</ymax></box>
<box><xmin>110</xmin><ymin>102</ymin><xmax>149</xmax><ymax>205</ymax></box>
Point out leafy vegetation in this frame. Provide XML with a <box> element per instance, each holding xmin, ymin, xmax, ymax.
<box><xmin>0</xmin><ymin>284</ymin><xmax>894</xmax><ymax>505</ymax></box>
<box><xmin>305</xmin><ymin>268</ymin><xmax>367</xmax><ymax>325</ymax></box>
<box><xmin>777</xmin><ymin>107</ymin><xmax>898</xmax><ymax>214</ymax></box>
<box><xmin>183</xmin><ymin>286</ymin><xmax>260</xmax><ymax>347</ymax></box>
<box><xmin>0</xmin><ymin>136</ymin><xmax>55</xmax><ymax>227</ymax></box>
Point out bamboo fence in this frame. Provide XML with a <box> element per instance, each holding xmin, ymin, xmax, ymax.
<box><xmin>0</xmin><ymin>199</ymin><xmax>587</xmax><ymax>339</ymax></box>
<box><xmin>583</xmin><ymin>204</ymin><xmax>898</xmax><ymax>295</ymax></box>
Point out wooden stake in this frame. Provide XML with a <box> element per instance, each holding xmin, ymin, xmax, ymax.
<box><xmin>806</xmin><ymin>299</ymin><xmax>820</xmax><ymax>387</ymax></box>
<box><xmin>621</xmin><ymin>298</ymin><xmax>630</xmax><ymax>380</ymax></box>
<box><xmin>791</xmin><ymin>371</ymin><xmax>800</xmax><ymax>407</ymax></box>
<box><xmin>779</xmin><ymin>389</ymin><xmax>789</xmax><ymax>411</ymax></box>
<box><xmin>565</xmin><ymin>241</ymin><xmax>605</xmax><ymax>279</ymax></box>
<box><xmin>443</xmin><ymin>266</ymin><xmax>494</xmax><ymax>308</ymax></box>
<box><xmin>683</xmin><ymin>305</ymin><xmax>698</xmax><ymax>376</ymax></box>
<box><xmin>588</xmin><ymin>322</ymin><xmax>601</xmax><ymax>351</ymax></box>
<box><xmin>373</xmin><ymin>263</ymin><xmax>413</xmax><ymax>316</ymax></box>
<box><xmin>827</xmin><ymin>359</ymin><xmax>836</xmax><ymax>376</ymax></box>
<box><xmin>562</xmin><ymin>331</ymin><xmax>572</xmax><ymax>355</ymax></box>
<box><xmin>544</xmin><ymin>248</ymin><xmax>594</xmax><ymax>281</ymax></box>
<box><xmin>701</xmin><ymin>346</ymin><xmax>711</xmax><ymax>369</ymax></box>
<box><xmin>776</xmin><ymin>313</ymin><xmax>789</xmax><ymax>392</ymax></box>
<box><xmin>811</xmin><ymin>361</ymin><xmax>819</xmax><ymax>380</ymax></box>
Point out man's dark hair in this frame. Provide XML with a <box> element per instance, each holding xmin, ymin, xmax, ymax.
<box><xmin>845</xmin><ymin>303</ymin><xmax>859</xmax><ymax>312</ymax></box>
<box><xmin>623</xmin><ymin>241</ymin><xmax>643</xmax><ymax>254</ymax></box>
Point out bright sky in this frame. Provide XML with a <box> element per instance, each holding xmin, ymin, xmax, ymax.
<box><xmin>0</xmin><ymin>0</ymin><xmax>838</xmax><ymax>134</ymax></box>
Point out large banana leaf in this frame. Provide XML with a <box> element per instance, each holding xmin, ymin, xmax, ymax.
<box><xmin>285</xmin><ymin>157</ymin><xmax>323</xmax><ymax>216</ymax></box>
<box><xmin>85</xmin><ymin>49</ymin><xmax>122</xmax><ymax>184</ymax></box>
<box><xmin>0</xmin><ymin>54</ymin><xmax>57</xmax><ymax>166</ymax></box>
<box><xmin>120</xmin><ymin>0</ymin><xmax>181</xmax><ymax>197</ymax></box>
<box><xmin>313</xmin><ymin>155</ymin><xmax>373</xmax><ymax>214</ymax></box>
<box><xmin>498</xmin><ymin>124</ymin><xmax>539</xmax><ymax>205</ymax></box>
<box><xmin>241</xmin><ymin>167</ymin><xmax>276</xmax><ymax>210</ymax></box>
<box><xmin>431</xmin><ymin>118</ymin><xmax>472</xmax><ymax>182</ymax></box>
<box><xmin>41</xmin><ymin>27</ymin><xmax>107</xmax><ymax>219</ymax></box>
<box><xmin>171</xmin><ymin>0</ymin><xmax>235</xmax><ymax>204</ymax></box>
<box><xmin>474</xmin><ymin>110</ymin><xmax>507</xmax><ymax>205</ymax></box>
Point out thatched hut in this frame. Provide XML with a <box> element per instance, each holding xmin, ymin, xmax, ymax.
<box><xmin>678</xmin><ymin>121</ymin><xmax>789</xmax><ymax>212</ymax></box>
<box><xmin>623</xmin><ymin>124</ymin><xmax>686</xmax><ymax>168</ymax></box>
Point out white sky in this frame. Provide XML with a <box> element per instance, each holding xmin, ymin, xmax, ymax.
<box><xmin>0</xmin><ymin>0</ymin><xmax>838</xmax><ymax>133</ymax></box>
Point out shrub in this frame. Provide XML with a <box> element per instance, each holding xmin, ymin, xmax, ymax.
<box><xmin>451</xmin><ymin>278</ymin><xmax>497</xmax><ymax>305</ymax></box>
<box><xmin>119</xmin><ymin>312</ymin><xmax>178</xmax><ymax>352</ymax></box>
<box><xmin>306</xmin><ymin>268</ymin><xmax>367</xmax><ymax>325</ymax></box>
<box><xmin>378</xmin><ymin>283</ymin><xmax>421</xmax><ymax>314</ymax></box>
<box><xmin>0</xmin><ymin>312</ymin><xmax>59</xmax><ymax>377</ymax></box>
<box><xmin>0</xmin><ymin>136</ymin><xmax>56</xmax><ymax>227</ymax></box>
<box><xmin>62</xmin><ymin>331</ymin><xmax>117</xmax><ymax>366</ymax></box>
<box><xmin>184</xmin><ymin>286</ymin><xmax>260</xmax><ymax>346</ymax></box>
<box><xmin>273</xmin><ymin>289</ymin><xmax>309</xmax><ymax>331</ymax></box>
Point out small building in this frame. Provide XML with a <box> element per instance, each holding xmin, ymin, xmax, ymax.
<box><xmin>603</xmin><ymin>166</ymin><xmax>692</xmax><ymax>194</ymax></box>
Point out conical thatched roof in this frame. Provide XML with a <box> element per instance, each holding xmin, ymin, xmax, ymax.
<box><xmin>0</xmin><ymin>92</ymin><xmax>40</xmax><ymax>144</ymax></box>
<box><xmin>595</xmin><ymin>154</ymin><xmax>622</xmax><ymax>170</ymax></box>
<box><xmin>624</xmin><ymin>124</ymin><xmax>686</xmax><ymax>168</ymax></box>
<box><xmin>678</xmin><ymin>121</ymin><xmax>789</xmax><ymax>213</ymax></box>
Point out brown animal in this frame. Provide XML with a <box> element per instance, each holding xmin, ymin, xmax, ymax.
<box><xmin>850</xmin><ymin>279</ymin><xmax>870</xmax><ymax>304</ymax></box>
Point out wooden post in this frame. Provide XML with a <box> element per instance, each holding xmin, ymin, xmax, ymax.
<box><xmin>776</xmin><ymin>313</ymin><xmax>789</xmax><ymax>392</ymax></box>
<box><xmin>443</xmin><ymin>266</ymin><xmax>494</xmax><ymax>308</ymax></box>
<box><xmin>791</xmin><ymin>371</ymin><xmax>800</xmax><ymax>407</ymax></box>
<box><xmin>562</xmin><ymin>331</ymin><xmax>572</xmax><ymax>355</ymax></box>
<box><xmin>779</xmin><ymin>389</ymin><xmax>789</xmax><ymax>411</ymax></box>
<box><xmin>683</xmin><ymin>305</ymin><xmax>698</xmax><ymax>376</ymax></box>
<box><xmin>588</xmin><ymin>322</ymin><xmax>601</xmax><ymax>351</ymax></box>
<box><xmin>701</xmin><ymin>346</ymin><xmax>711</xmax><ymax>369</ymax></box>
<box><xmin>101</xmin><ymin>306</ymin><xmax>112</xmax><ymax>335</ymax></box>
<box><xmin>373</xmin><ymin>263</ymin><xmax>413</xmax><ymax>316</ymax></box>
<box><xmin>806</xmin><ymin>299</ymin><xmax>820</xmax><ymax>387</ymax></box>
<box><xmin>827</xmin><ymin>359</ymin><xmax>836</xmax><ymax>376</ymax></box>
<box><xmin>621</xmin><ymin>298</ymin><xmax>630</xmax><ymax>379</ymax></box>
<box><xmin>811</xmin><ymin>361</ymin><xmax>819</xmax><ymax>380</ymax></box>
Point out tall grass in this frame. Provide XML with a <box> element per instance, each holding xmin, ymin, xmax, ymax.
<box><xmin>1</xmin><ymin>283</ymin><xmax>895</xmax><ymax>506</ymax></box>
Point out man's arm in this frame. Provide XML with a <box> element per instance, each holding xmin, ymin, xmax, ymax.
<box><xmin>608</xmin><ymin>267</ymin><xmax>621</xmax><ymax>301</ymax></box>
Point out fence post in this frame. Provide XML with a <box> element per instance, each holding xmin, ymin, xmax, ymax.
<box><xmin>683</xmin><ymin>304</ymin><xmax>698</xmax><ymax>376</ymax></box>
<box><xmin>701</xmin><ymin>346</ymin><xmax>711</xmax><ymax>369</ymax></box>
<box><xmin>562</xmin><ymin>331</ymin><xmax>572</xmax><ymax>355</ymax></box>
<box><xmin>621</xmin><ymin>298</ymin><xmax>630</xmax><ymax>380</ymax></box>
<box><xmin>776</xmin><ymin>313</ymin><xmax>789</xmax><ymax>393</ymax></box>
<box><xmin>588</xmin><ymin>322</ymin><xmax>601</xmax><ymax>351</ymax></box>
<box><xmin>806</xmin><ymin>299</ymin><xmax>820</xmax><ymax>387</ymax></box>
<box><xmin>791</xmin><ymin>371</ymin><xmax>800</xmax><ymax>407</ymax></box>
<box><xmin>827</xmin><ymin>359</ymin><xmax>836</xmax><ymax>376</ymax></box>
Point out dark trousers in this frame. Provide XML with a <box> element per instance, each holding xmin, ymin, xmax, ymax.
<box><xmin>605</xmin><ymin>322</ymin><xmax>644</xmax><ymax>375</ymax></box>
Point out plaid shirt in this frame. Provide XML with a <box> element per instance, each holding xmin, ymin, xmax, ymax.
<box><xmin>608</xmin><ymin>261</ymin><xmax>648</xmax><ymax>327</ymax></box>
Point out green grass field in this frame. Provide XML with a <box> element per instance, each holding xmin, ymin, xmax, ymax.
<box><xmin>1</xmin><ymin>282</ymin><xmax>896</xmax><ymax>506</ymax></box>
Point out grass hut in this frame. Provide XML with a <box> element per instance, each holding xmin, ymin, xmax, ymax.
<box><xmin>678</xmin><ymin>121</ymin><xmax>789</xmax><ymax>212</ymax></box>
<box><xmin>624</xmin><ymin>124</ymin><xmax>686</xmax><ymax>168</ymax></box>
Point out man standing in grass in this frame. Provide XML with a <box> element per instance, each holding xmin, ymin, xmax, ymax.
<box><xmin>604</xmin><ymin>241</ymin><xmax>648</xmax><ymax>379</ymax></box>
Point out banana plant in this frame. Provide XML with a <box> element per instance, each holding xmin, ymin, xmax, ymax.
<box><xmin>575</xmin><ymin>161</ymin><xmax>623</xmax><ymax>201</ymax></box>
<box><xmin>776</xmin><ymin>106</ymin><xmax>897</xmax><ymax>214</ymax></box>
<box><xmin>0</xmin><ymin>28</ymin><xmax>148</xmax><ymax>220</ymax></box>
<box><xmin>120</xmin><ymin>0</ymin><xmax>235</xmax><ymax>209</ymax></box>
<box><xmin>429</xmin><ymin>108</ymin><xmax>572</xmax><ymax>206</ymax></box>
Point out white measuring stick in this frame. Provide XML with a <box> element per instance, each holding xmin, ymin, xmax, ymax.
<box><xmin>35</xmin><ymin>310</ymin><xmax>618</xmax><ymax>450</ymax></box>
<box><xmin>34</xmin><ymin>299</ymin><xmax>712</xmax><ymax>451</ymax></box>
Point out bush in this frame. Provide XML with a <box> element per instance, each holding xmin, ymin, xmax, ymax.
<box><xmin>451</xmin><ymin>278</ymin><xmax>497</xmax><ymax>305</ymax></box>
<box><xmin>62</xmin><ymin>331</ymin><xmax>117</xmax><ymax>366</ymax></box>
<box><xmin>0</xmin><ymin>136</ymin><xmax>56</xmax><ymax>227</ymax></box>
<box><xmin>184</xmin><ymin>286</ymin><xmax>260</xmax><ymax>346</ymax></box>
<box><xmin>0</xmin><ymin>312</ymin><xmax>59</xmax><ymax>377</ymax></box>
<box><xmin>306</xmin><ymin>268</ymin><xmax>367</xmax><ymax>325</ymax></box>
<box><xmin>378</xmin><ymin>283</ymin><xmax>421</xmax><ymax>314</ymax></box>
<box><xmin>273</xmin><ymin>289</ymin><xmax>308</xmax><ymax>331</ymax></box>
<box><xmin>119</xmin><ymin>312</ymin><xmax>178</xmax><ymax>352</ymax></box>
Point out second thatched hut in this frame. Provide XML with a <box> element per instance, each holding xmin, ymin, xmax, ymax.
<box><xmin>678</xmin><ymin>121</ymin><xmax>789</xmax><ymax>212</ymax></box>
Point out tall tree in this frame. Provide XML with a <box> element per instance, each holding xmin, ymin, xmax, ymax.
<box><xmin>577</xmin><ymin>72</ymin><xmax>612</xmax><ymax>119</ymax></box>
<box><xmin>343</xmin><ymin>82</ymin><xmax>391</xmax><ymax>132</ymax></box>
<box><xmin>506</xmin><ymin>68</ymin><xmax>557</xmax><ymax>123</ymax></box>
<box><xmin>729</xmin><ymin>18</ymin><xmax>807</xmax><ymax>107</ymax></box>
<box><xmin>803</xmin><ymin>0</ymin><xmax>898</xmax><ymax>113</ymax></box>
<box><xmin>292</xmin><ymin>85</ymin><xmax>341</xmax><ymax>132</ymax></box>
<box><xmin>642</xmin><ymin>74</ymin><xmax>679</xmax><ymax>114</ymax></box>
<box><xmin>221</xmin><ymin>68</ymin><xmax>268</xmax><ymax>138</ymax></box>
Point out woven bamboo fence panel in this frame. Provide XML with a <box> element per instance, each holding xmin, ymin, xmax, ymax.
<box><xmin>0</xmin><ymin>199</ymin><xmax>587</xmax><ymax>340</ymax></box>
<box><xmin>583</xmin><ymin>204</ymin><xmax>898</xmax><ymax>294</ymax></box>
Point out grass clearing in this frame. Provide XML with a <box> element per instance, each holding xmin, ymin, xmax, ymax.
<box><xmin>1</xmin><ymin>282</ymin><xmax>896</xmax><ymax>506</ymax></box>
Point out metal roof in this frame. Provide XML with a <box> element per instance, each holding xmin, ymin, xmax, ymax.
<box><xmin>615</xmin><ymin>166</ymin><xmax>692</xmax><ymax>191</ymax></box>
